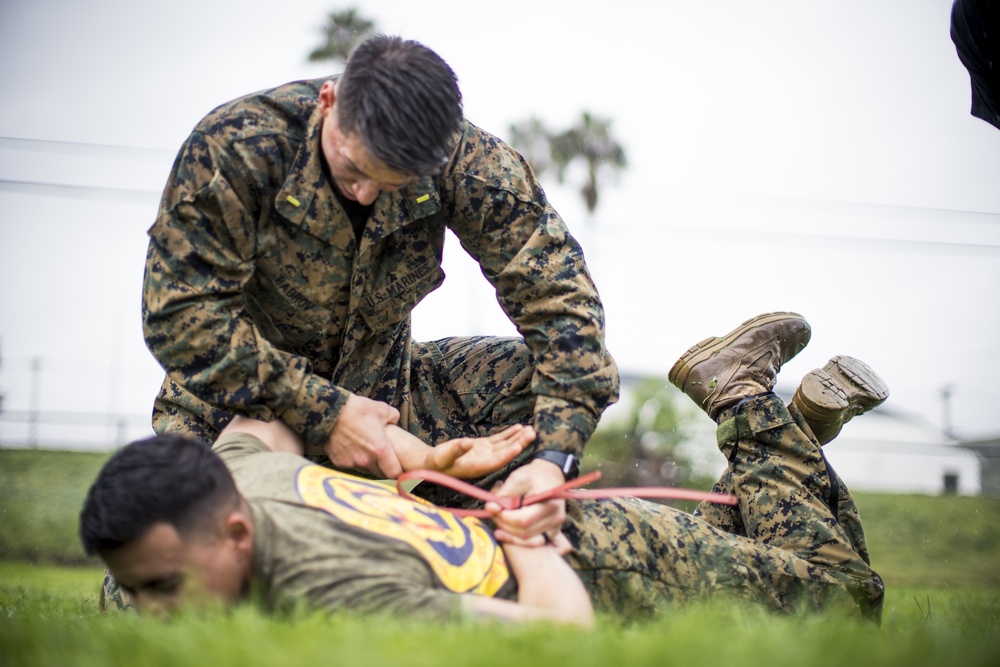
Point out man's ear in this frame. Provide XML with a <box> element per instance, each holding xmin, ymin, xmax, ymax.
<box><xmin>222</xmin><ymin>511</ymin><xmax>253</xmax><ymax>558</ymax></box>
<box><xmin>318</xmin><ymin>80</ymin><xmax>337</xmax><ymax>113</ymax></box>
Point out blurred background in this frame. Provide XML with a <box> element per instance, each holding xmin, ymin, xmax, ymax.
<box><xmin>1</xmin><ymin>0</ymin><xmax>998</xmax><ymax>499</ymax></box>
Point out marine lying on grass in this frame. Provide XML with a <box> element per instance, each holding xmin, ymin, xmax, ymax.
<box><xmin>80</xmin><ymin>312</ymin><xmax>887</xmax><ymax>625</ymax></box>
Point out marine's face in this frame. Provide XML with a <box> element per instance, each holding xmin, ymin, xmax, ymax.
<box><xmin>104</xmin><ymin>521</ymin><xmax>249</xmax><ymax>617</ymax></box>
<box><xmin>317</xmin><ymin>80</ymin><xmax>417</xmax><ymax>206</ymax></box>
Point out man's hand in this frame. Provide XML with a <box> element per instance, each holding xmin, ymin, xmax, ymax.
<box><xmin>486</xmin><ymin>457</ymin><xmax>567</xmax><ymax>546</ymax></box>
<box><xmin>424</xmin><ymin>424</ymin><xmax>536</xmax><ymax>479</ymax></box>
<box><xmin>324</xmin><ymin>394</ymin><xmax>403</xmax><ymax>478</ymax></box>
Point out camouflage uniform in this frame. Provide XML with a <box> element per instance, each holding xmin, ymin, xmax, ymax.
<box><xmin>562</xmin><ymin>393</ymin><xmax>885</xmax><ymax>621</ymax></box>
<box><xmin>102</xmin><ymin>396</ymin><xmax>883</xmax><ymax>619</ymax></box>
<box><xmin>142</xmin><ymin>77</ymin><xmax>619</xmax><ymax>502</ymax></box>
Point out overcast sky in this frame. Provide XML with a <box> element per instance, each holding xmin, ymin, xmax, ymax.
<box><xmin>1</xmin><ymin>0</ymin><xmax>998</xmax><ymax>444</ymax></box>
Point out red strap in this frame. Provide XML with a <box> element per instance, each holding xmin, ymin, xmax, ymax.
<box><xmin>396</xmin><ymin>469</ymin><xmax>738</xmax><ymax>518</ymax></box>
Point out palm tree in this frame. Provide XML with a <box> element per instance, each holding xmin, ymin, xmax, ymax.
<box><xmin>308</xmin><ymin>8</ymin><xmax>376</xmax><ymax>65</ymax></box>
<box><xmin>509</xmin><ymin>112</ymin><xmax>627</xmax><ymax>216</ymax></box>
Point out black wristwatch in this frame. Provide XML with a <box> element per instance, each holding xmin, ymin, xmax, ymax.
<box><xmin>533</xmin><ymin>450</ymin><xmax>580</xmax><ymax>480</ymax></box>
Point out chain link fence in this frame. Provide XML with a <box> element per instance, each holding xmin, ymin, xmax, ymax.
<box><xmin>0</xmin><ymin>410</ymin><xmax>154</xmax><ymax>451</ymax></box>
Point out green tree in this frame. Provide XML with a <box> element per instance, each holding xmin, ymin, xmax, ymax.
<box><xmin>509</xmin><ymin>112</ymin><xmax>627</xmax><ymax>216</ymax></box>
<box><xmin>308</xmin><ymin>8</ymin><xmax>376</xmax><ymax>65</ymax></box>
<box><xmin>583</xmin><ymin>378</ymin><xmax>709</xmax><ymax>497</ymax></box>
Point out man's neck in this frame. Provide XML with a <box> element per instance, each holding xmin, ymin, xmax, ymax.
<box><xmin>321</xmin><ymin>154</ymin><xmax>373</xmax><ymax>240</ymax></box>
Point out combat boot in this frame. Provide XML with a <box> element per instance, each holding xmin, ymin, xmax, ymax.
<box><xmin>792</xmin><ymin>355</ymin><xmax>889</xmax><ymax>445</ymax></box>
<box><xmin>100</xmin><ymin>569</ymin><xmax>134</xmax><ymax>613</ymax></box>
<box><xmin>668</xmin><ymin>312</ymin><xmax>812</xmax><ymax>422</ymax></box>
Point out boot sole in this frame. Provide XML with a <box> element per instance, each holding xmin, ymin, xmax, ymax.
<box><xmin>668</xmin><ymin>311</ymin><xmax>808</xmax><ymax>390</ymax></box>
<box><xmin>793</xmin><ymin>355</ymin><xmax>889</xmax><ymax>421</ymax></box>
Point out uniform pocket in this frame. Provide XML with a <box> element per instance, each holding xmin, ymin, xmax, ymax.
<box><xmin>244</xmin><ymin>270</ymin><xmax>331</xmax><ymax>351</ymax></box>
<box><xmin>358</xmin><ymin>260</ymin><xmax>445</xmax><ymax>334</ymax></box>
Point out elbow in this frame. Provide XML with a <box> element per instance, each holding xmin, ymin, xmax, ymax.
<box><xmin>565</xmin><ymin>605</ymin><xmax>595</xmax><ymax>628</ymax></box>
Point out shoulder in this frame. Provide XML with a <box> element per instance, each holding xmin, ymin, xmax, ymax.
<box><xmin>212</xmin><ymin>431</ymin><xmax>303</xmax><ymax>474</ymax></box>
<box><xmin>444</xmin><ymin>121</ymin><xmax>538</xmax><ymax>201</ymax></box>
<box><xmin>212</xmin><ymin>430</ymin><xmax>270</xmax><ymax>459</ymax></box>
<box><xmin>192</xmin><ymin>77</ymin><xmax>327</xmax><ymax>147</ymax></box>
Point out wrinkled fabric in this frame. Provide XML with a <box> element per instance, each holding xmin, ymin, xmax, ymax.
<box><xmin>143</xmin><ymin>77</ymin><xmax>619</xmax><ymax>482</ymax></box>
<box><xmin>563</xmin><ymin>394</ymin><xmax>884</xmax><ymax>622</ymax></box>
<box><xmin>217</xmin><ymin>433</ymin><xmax>514</xmax><ymax>619</ymax></box>
<box><xmin>102</xmin><ymin>395</ymin><xmax>884</xmax><ymax>621</ymax></box>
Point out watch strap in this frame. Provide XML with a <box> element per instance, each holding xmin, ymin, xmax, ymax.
<box><xmin>532</xmin><ymin>450</ymin><xmax>580</xmax><ymax>479</ymax></box>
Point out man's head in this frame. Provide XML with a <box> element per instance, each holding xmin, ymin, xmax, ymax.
<box><xmin>318</xmin><ymin>35</ymin><xmax>463</xmax><ymax>205</ymax></box>
<box><xmin>80</xmin><ymin>434</ymin><xmax>253</xmax><ymax>615</ymax></box>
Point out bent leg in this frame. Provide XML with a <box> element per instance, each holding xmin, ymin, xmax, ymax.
<box><xmin>693</xmin><ymin>399</ymin><xmax>876</xmax><ymax>568</ymax></box>
<box><xmin>562</xmin><ymin>495</ymin><xmax>863</xmax><ymax>618</ymax></box>
<box><xmin>562</xmin><ymin>395</ymin><xmax>883</xmax><ymax>620</ymax></box>
<box><xmin>693</xmin><ymin>471</ymin><xmax>746</xmax><ymax>536</ymax></box>
<box><xmin>407</xmin><ymin>336</ymin><xmax>535</xmax><ymax>440</ymax></box>
<box><xmin>407</xmin><ymin>336</ymin><xmax>536</xmax><ymax>507</ymax></box>
<box><xmin>718</xmin><ymin>393</ymin><xmax>884</xmax><ymax>619</ymax></box>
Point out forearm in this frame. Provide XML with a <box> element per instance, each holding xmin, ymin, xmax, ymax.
<box><xmin>532</xmin><ymin>395</ymin><xmax>602</xmax><ymax>458</ymax></box>
<box><xmin>501</xmin><ymin>544</ymin><xmax>593</xmax><ymax>626</ymax></box>
<box><xmin>383</xmin><ymin>425</ymin><xmax>434</xmax><ymax>470</ymax></box>
<box><xmin>499</xmin><ymin>235</ymin><xmax>619</xmax><ymax>456</ymax></box>
<box><xmin>441</xmin><ymin>126</ymin><xmax>619</xmax><ymax>457</ymax></box>
<box><xmin>490</xmin><ymin>233</ymin><xmax>619</xmax><ymax>452</ymax></box>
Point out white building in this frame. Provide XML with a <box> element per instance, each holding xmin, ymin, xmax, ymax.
<box><xmin>821</xmin><ymin>411</ymin><xmax>981</xmax><ymax>496</ymax></box>
<box><xmin>609</xmin><ymin>377</ymin><xmax>986</xmax><ymax>497</ymax></box>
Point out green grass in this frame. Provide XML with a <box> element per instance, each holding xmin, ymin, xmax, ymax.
<box><xmin>0</xmin><ymin>563</ymin><xmax>998</xmax><ymax>667</ymax></box>
<box><xmin>858</xmin><ymin>493</ymin><xmax>1000</xmax><ymax>587</ymax></box>
<box><xmin>1</xmin><ymin>449</ymin><xmax>999</xmax><ymax>667</ymax></box>
<box><xmin>4</xmin><ymin>448</ymin><xmax>1000</xmax><ymax>586</ymax></box>
<box><xmin>0</xmin><ymin>449</ymin><xmax>110</xmax><ymax>564</ymax></box>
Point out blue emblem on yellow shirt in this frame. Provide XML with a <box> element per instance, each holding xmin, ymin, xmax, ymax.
<box><xmin>295</xmin><ymin>465</ymin><xmax>509</xmax><ymax>596</ymax></box>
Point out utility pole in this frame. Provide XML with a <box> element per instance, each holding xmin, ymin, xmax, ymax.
<box><xmin>29</xmin><ymin>356</ymin><xmax>42</xmax><ymax>446</ymax></box>
<box><xmin>940</xmin><ymin>384</ymin><xmax>955</xmax><ymax>440</ymax></box>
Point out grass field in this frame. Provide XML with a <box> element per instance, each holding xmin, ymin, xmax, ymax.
<box><xmin>1</xmin><ymin>449</ymin><xmax>999</xmax><ymax>666</ymax></box>
<box><xmin>0</xmin><ymin>449</ymin><xmax>111</xmax><ymax>564</ymax></box>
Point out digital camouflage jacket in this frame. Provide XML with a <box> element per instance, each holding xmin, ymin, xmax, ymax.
<box><xmin>143</xmin><ymin>77</ymin><xmax>619</xmax><ymax>456</ymax></box>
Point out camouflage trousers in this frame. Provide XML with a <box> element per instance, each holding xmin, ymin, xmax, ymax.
<box><xmin>152</xmin><ymin>335</ymin><xmax>537</xmax><ymax>507</ymax></box>
<box><xmin>561</xmin><ymin>393</ymin><xmax>885</xmax><ymax>621</ymax></box>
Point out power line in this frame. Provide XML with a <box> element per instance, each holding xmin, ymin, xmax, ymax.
<box><xmin>605</xmin><ymin>223</ymin><xmax>1000</xmax><ymax>256</ymax></box>
<box><xmin>0</xmin><ymin>178</ymin><xmax>159</xmax><ymax>203</ymax></box>
<box><xmin>3</xmin><ymin>135</ymin><xmax>999</xmax><ymax>220</ymax></box>
<box><xmin>712</xmin><ymin>192</ymin><xmax>1000</xmax><ymax>224</ymax></box>
<box><xmin>0</xmin><ymin>135</ymin><xmax>174</xmax><ymax>161</ymax></box>
<box><xmin>4</xmin><ymin>134</ymin><xmax>999</xmax><ymax>216</ymax></box>
<box><xmin>2</xmin><ymin>177</ymin><xmax>999</xmax><ymax>255</ymax></box>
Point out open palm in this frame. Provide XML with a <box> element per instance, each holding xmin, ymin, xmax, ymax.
<box><xmin>424</xmin><ymin>425</ymin><xmax>536</xmax><ymax>478</ymax></box>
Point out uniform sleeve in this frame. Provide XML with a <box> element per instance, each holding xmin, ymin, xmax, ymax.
<box><xmin>310</xmin><ymin>576</ymin><xmax>464</xmax><ymax>621</ymax></box>
<box><xmin>143</xmin><ymin>130</ymin><xmax>349</xmax><ymax>447</ymax></box>
<box><xmin>211</xmin><ymin>431</ymin><xmax>271</xmax><ymax>463</ymax></box>
<box><xmin>441</xmin><ymin>124</ymin><xmax>620</xmax><ymax>457</ymax></box>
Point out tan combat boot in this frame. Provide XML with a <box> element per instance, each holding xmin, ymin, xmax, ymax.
<box><xmin>668</xmin><ymin>312</ymin><xmax>812</xmax><ymax>422</ymax></box>
<box><xmin>791</xmin><ymin>355</ymin><xmax>889</xmax><ymax>445</ymax></box>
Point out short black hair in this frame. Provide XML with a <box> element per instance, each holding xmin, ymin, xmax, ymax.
<box><xmin>337</xmin><ymin>35</ymin><xmax>464</xmax><ymax>176</ymax></box>
<box><xmin>79</xmin><ymin>434</ymin><xmax>239</xmax><ymax>557</ymax></box>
